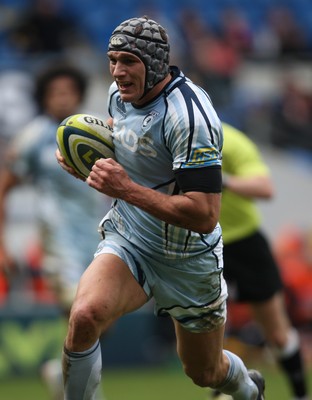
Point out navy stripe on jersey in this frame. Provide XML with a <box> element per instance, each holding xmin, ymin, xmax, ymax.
<box><xmin>108</xmin><ymin>88</ymin><xmax>119</xmax><ymax>117</ymax></box>
<box><xmin>178</xmin><ymin>85</ymin><xmax>195</xmax><ymax>160</ymax></box>
<box><xmin>164</xmin><ymin>76</ymin><xmax>186</xmax><ymax>96</ymax></box>
<box><xmin>183</xmin><ymin>230</ymin><xmax>191</xmax><ymax>252</ymax></box>
<box><xmin>164</xmin><ymin>180</ymin><xmax>181</xmax><ymax>249</ymax></box>
<box><xmin>192</xmin><ymin>94</ymin><xmax>214</xmax><ymax>144</ymax></box>
<box><xmin>178</xmin><ymin>83</ymin><xmax>215</xmax><ymax>152</ymax></box>
<box><xmin>200</xmin><ymin>234</ymin><xmax>222</xmax><ymax>251</ymax></box>
<box><xmin>198</xmin><ymin>85</ymin><xmax>213</xmax><ymax>106</ymax></box>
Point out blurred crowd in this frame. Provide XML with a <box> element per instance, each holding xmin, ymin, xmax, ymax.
<box><xmin>1</xmin><ymin>0</ymin><xmax>312</xmax><ymax>157</ymax></box>
<box><xmin>1</xmin><ymin>0</ymin><xmax>312</xmax><ymax>60</ymax></box>
<box><xmin>0</xmin><ymin>0</ymin><xmax>311</xmax><ymax>354</ymax></box>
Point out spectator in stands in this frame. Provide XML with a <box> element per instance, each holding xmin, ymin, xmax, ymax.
<box><xmin>219</xmin><ymin>8</ymin><xmax>253</xmax><ymax>55</ymax></box>
<box><xmin>270</xmin><ymin>78</ymin><xmax>312</xmax><ymax>162</ymax></box>
<box><xmin>8</xmin><ymin>0</ymin><xmax>84</xmax><ymax>55</ymax></box>
<box><xmin>253</xmin><ymin>6</ymin><xmax>310</xmax><ymax>59</ymax></box>
<box><xmin>177</xmin><ymin>9</ymin><xmax>241</xmax><ymax>111</ymax></box>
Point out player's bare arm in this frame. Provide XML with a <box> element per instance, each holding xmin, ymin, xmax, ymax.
<box><xmin>87</xmin><ymin>158</ymin><xmax>220</xmax><ymax>234</ymax></box>
<box><xmin>224</xmin><ymin>174</ymin><xmax>274</xmax><ymax>199</ymax></box>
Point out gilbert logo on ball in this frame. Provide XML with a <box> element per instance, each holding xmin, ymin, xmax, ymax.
<box><xmin>56</xmin><ymin>114</ymin><xmax>115</xmax><ymax>179</ymax></box>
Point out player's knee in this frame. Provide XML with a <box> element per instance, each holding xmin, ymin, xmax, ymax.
<box><xmin>69</xmin><ymin>302</ymin><xmax>107</xmax><ymax>340</ymax></box>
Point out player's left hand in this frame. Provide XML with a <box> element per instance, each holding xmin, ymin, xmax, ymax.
<box><xmin>87</xmin><ymin>158</ymin><xmax>133</xmax><ymax>198</ymax></box>
<box><xmin>55</xmin><ymin>148</ymin><xmax>85</xmax><ymax>181</ymax></box>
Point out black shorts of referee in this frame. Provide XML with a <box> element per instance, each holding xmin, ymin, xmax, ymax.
<box><xmin>223</xmin><ymin>230</ymin><xmax>283</xmax><ymax>302</ymax></box>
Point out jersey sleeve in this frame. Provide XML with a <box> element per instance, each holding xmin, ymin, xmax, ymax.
<box><xmin>164</xmin><ymin>84</ymin><xmax>223</xmax><ymax>172</ymax></box>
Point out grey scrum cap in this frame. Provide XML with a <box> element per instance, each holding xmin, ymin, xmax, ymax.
<box><xmin>108</xmin><ymin>16</ymin><xmax>170</xmax><ymax>93</ymax></box>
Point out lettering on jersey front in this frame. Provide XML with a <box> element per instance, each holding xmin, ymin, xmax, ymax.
<box><xmin>138</xmin><ymin>136</ymin><xmax>157</xmax><ymax>157</ymax></box>
<box><xmin>142</xmin><ymin>110</ymin><xmax>159</xmax><ymax>132</ymax></box>
<box><xmin>114</xmin><ymin>126</ymin><xmax>157</xmax><ymax>158</ymax></box>
<box><xmin>116</xmin><ymin>96</ymin><xmax>126</xmax><ymax>117</ymax></box>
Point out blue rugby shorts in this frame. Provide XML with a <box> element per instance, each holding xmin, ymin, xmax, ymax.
<box><xmin>94</xmin><ymin>222</ymin><xmax>228</xmax><ymax>333</ymax></box>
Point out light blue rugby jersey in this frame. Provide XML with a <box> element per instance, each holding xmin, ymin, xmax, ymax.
<box><xmin>8</xmin><ymin>115</ymin><xmax>110</xmax><ymax>274</ymax></box>
<box><xmin>105</xmin><ymin>67</ymin><xmax>223</xmax><ymax>259</ymax></box>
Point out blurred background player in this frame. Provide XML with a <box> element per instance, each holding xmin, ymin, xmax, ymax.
<box><xmin>0</xmin><ymin>63</ymin><xmax>110</xmax><ymax>400</ymax></box>
<box><xmin>210</xmin><ymin>122</ymin><xmax>309</xmax><ymax>400</ymax></box>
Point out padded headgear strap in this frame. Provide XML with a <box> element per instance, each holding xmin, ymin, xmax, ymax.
<box><xmin>108</xmin><ymin>16</ymin><xmax>170</xmax><ymax>94</ymax></box>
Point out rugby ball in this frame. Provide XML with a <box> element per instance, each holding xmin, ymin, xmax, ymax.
<box><xmin>56</xmin><ymin>113</ymin><xmax>115</xmax><ymax>178</ymax></box>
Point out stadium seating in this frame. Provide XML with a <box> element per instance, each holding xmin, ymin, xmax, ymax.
<box><xmin>1</xmin><ymin>0</ymin><xmax>311</xmax><ymax>53</ymax></box>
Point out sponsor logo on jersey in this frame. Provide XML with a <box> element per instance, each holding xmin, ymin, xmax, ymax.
<box><xmin>116</xmin><ymin>96</ymin><xmax>126</xmax><ymax>117</ymax></box>
<box><xmin>187</xmin><ymin>147</ymin><xmax>220</xmax><ymax>165</ymax></box>
<box><xmin>142</xmin><ymin>111</ymin><xmax>159</xmax><ymax>131</ymax></box>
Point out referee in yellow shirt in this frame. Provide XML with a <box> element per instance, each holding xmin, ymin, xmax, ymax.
<box><xmin>212</xmin><ymin>123</ymin><xmax>309</xmax><ymax>400</ymax></box>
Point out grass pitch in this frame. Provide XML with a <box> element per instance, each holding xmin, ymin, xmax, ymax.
<box><xmin>0</xmin><ymin>362</ymin><xmax>311</xmax><ymax>400</ymax></box>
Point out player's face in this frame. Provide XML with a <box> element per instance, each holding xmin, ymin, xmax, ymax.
<box><xmin>44</xmin><ymin>76</ymin><xmax>82</xmax><ymax>122</ymax></box>
<box><xmin>108</xmin><ymin>51</ymin><xmax>146</xmax><ymax>104</ymax></box>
